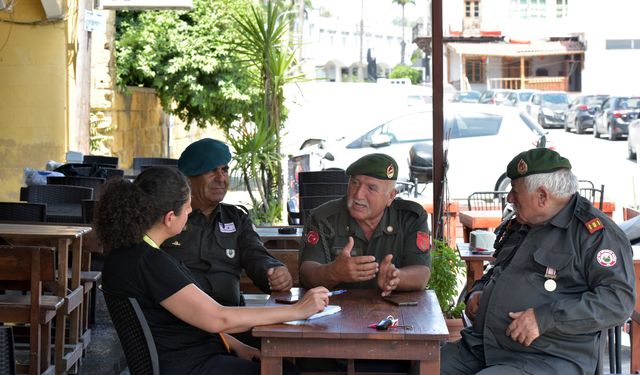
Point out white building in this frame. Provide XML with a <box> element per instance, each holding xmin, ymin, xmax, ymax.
<box><xmin>413</xmin><ymin>0</ymin><xmax>640</xmax><ymax>94</ymax></box>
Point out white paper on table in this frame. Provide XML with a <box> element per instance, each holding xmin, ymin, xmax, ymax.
<box><xmin>284</xmin><ymin>305</ymin><xmax>341</xmax><ymax>325</ymax></box>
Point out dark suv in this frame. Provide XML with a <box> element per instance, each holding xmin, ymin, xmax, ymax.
<box><xmin>593</xmin><ymin>96</ymin><xmax>640</xmax><ymax>140</ymax></box>
<box><xmin>564</xmin><ymin>94</ymin><xmax>608</xmax><ymax>134</ymax></box>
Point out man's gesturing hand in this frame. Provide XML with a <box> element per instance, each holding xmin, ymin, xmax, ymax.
<box><xmin>377</xmin><ymin>254</ymin><xmax>399</xmax><ymax>296</ymax></box>
<box><xmin>505</xmin><ymin>308</ymin><xmax>540</xmax><ymax>346</ymax></box>
<box><xmin>330</xmin><ymin>237</ymin><xmax>378</xmax><ymax>283</ymax></box>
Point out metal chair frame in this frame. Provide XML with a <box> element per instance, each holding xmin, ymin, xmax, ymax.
<box><xmin>467</xmin><ymin>191</ymin><xmax>509</xmax><ymax>211</ymax></box>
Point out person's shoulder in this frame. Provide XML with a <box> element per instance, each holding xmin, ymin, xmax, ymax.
<box><xmin>310</xmin><ymin>197</ymin><xmax>343</xmax><ymax>219</ymax></box>
<box><xmin>391</xmin><ymin>198</ymin><xmax>427</xmax><ymax>216</ymax></box>
<box><xmin>219</xmin><ymin>202</ymin><xmax>250</xmax><ymax>217</ymax></box>
<box><xmin>574</xmin><ymin>197</ymin><xmax>611</xmax><ymax>236</ymax></box>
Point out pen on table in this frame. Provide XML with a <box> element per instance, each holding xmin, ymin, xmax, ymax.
<box><xmin>328</xmin><ymin>289</ymin><xmax>347</xmax><ymax>297</ymax></box>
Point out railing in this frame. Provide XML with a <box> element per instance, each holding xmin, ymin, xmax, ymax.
<box><xmin>488</xmin><ymin>76</ymin><xmax>568</xmax><ymax>91</ymax></box>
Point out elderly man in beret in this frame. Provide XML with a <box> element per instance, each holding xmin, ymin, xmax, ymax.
<box><xmin>440</xmin><ymin>148</ymin><xmax>635</xmax><ymax>375</ymax></box>
<box><xmin>162</xmin><ymin>138</ymin><xmax>293</xmax><ymax>309</ymax></box>
<box><xmin>300</xmin><ymin>153</ymin><xmax>431</xmax><ymax>296</ymax></box>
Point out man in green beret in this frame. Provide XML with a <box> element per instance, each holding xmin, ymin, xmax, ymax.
<box><xmin>299</xmin><ymin>153</ymin><xmax>431</xmax><ymax>295</ymax></box>
<box><xmin>440</xmin><ymin>148</ymin><xmax>635</xmax><ymax>375</ymax></box>
<box><xmin>162</xmin><ymin>138</ymin><xmax>293</xmax><ymax>309</ymax></box>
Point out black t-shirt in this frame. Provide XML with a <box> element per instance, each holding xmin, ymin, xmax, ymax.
<box><xmin>102</xmin><ymin>242</ymin><xmax>227</xmax><ymax>375</ymax></box>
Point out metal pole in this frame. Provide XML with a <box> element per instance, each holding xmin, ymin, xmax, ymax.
<box><xmin>432</xmin><ymin>0</ymin><xmax>444</xmax><ymax>240</ymax></box>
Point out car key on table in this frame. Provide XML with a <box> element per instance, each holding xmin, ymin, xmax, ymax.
<box><xmin>375</xmin><ymin>316</ymin><xmax>396</xmax><ymax>330</ymax></box>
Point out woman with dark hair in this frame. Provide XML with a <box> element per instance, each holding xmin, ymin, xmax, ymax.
<box><xmin>96</xmin><ymin>166</ymin><xmax>328</xmax><ymax>375</ymax></box>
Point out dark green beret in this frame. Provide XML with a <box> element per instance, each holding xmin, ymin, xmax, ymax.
<box><xmin>346</xmin><ymin>153</ymin><xmax>398</xmax><ymax>180</ymax></box>
<box><xmin>178</xmin><ymin>138</ymin><xmax>231</xmax><ymax>177</ymax></box>
<box><xmin>506</xmin><ymin>148</ymin><xmax>571</xmax><ymax>180</ymax></box>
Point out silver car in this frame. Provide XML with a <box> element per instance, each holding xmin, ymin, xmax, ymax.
<box><xmin>527</xmin><ymin>91</ymin><xmax>570</xmax><ymax>128</ymax></box>
<box><xmin>298</xmin><ymin>103</ymin><xmax>551</xmax><ymax>199</ymax></box>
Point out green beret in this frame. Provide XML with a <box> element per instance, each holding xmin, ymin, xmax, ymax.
<box><xmin>506</xmin><ymin>148</ymin><xmax>571</xmax><ymax>180</ymax></box>
<box><xmin>346</xmin><ymin>153</ymin><xmax>398</xmax><ymax>180</ymax></box>
<box><xmin>178</xmin><ymin>138</ymin><xmax>231</xmax><ymax>176</ymax></box>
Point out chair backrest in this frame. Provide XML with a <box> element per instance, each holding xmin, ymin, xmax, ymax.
<box><xmin>83</xmin><ymin>155</ymin><xmax>119</xmax><ymax>168</ymax></box>
<box><xmin>25</xmin><ymin>184</ymin><xmax>94</xmax><ymax>203</ymax></box>
<box><xmin>578</xmin><ymin>184</ymin><xmax>605</xmax><ymax>210</ymax></box>
<box><xmin>101</xmin><ymin>288</ymin><xmax>160</xmax><ymax>375</ymax></box>
<box><xmin>132</xmin><ymin>157</ymin><xmax>178</xmax><ymax>172</ymax></box>
<box><xmin>298</xmin><ymin>170</ymin><xmax>349</xmax><ymax>224</ymax></box>
<box><xmin>104</xmin><ymin>168</ymin><xmax>125</xmax><ymax>180</ymax></box>
<box><xmin>46</xmin><ymin>176</ymin><xmax>105</xmax><ymax>197</ymax></box>
<box><xmin>0</xmin><ymin>202</ymin><xmax>46</xmax><ymax>222</ymax></box>
<box><xmin>81</xmin><ymin>199</ymin><xmax>97</xmax><ymax>224</ymax></box>
<box><xmin>0</xmin><ymin>245</ymin><xmax>57</xmax><ymax>284</ymax></box>
<box><xmin>578</xmin><ymin>179</ymin><xmax>595</xmax><ymax>189</ymax></box>
<box><xmin>0</xmin><ymin>326</ymin><xmax>16</xmax><ymax>375</ymax></box>
<box><xmin>467</xmin><ymin>191</ymin><xmax>509</xmax><ymax>211</ymax></box>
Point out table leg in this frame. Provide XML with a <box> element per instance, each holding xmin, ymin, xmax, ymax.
<box><xmin>261</xmin><ymin>356</ymin><xmax>282</xmax><ymax>375</ymax></box>
<box><xmin>466</xmin><ymin>260</ymin><xmax>485</xmax><ymax>292</ymax></box>
<box><xmin>417</xmin><ymin>358</ymin><xmax>440</xmax><ymax>374</ymax></box>
<box><xmin>463</xmin><ymin>226</ymin><xmax>471</xmax><ymax>243</ymax></box>
<box><xmin>55</xmin><ymin>238</ymin><xmax>70</xmax><ymax>375</ymax></box>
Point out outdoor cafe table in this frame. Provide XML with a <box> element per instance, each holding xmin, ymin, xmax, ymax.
<box><xmin>253</xmin><ymin>288</ymin><xmax>449</xmax><ymax>375</ymax></box>
<box><xmin>456</xmin><ymin>242</ymin><xmax>495</xmax><ymax>292</ymax></box>
<box><xmin>0</xmin><ymin>223</ymin><xmax>91</xmax><ymax>374</ymax></box>
<box><xmin>255</xmin><ymin>225</ymin><xmax>303</xmax><ymax>249</ymax></box>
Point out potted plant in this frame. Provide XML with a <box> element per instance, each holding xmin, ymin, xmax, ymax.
<box><xmin>428</xmin><ymin>238</ymin><xmax>467</xmax><ymax>341</ymax></box>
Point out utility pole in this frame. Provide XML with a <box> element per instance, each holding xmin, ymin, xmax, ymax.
<box><xmin>297</xmin><ymin>0</ymin><xmax>304</xmax><ymax>66</ymax></box>
<box><xmin>359</xmin><ymin>0</ymin><xmax>364</xmax><ymax>67</ymax></box>
<box><xmin>400</xmin><ymin>3</ymin><xmax>406</xmax><ymax>64</ymax></box>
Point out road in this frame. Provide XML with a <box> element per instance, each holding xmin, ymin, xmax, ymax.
<box><xmin>540</xmin><ymin>128</ymin><xmax>639</xmax><ymax>222</ymax></box>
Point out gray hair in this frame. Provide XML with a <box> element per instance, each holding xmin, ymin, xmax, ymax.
<box><xmin>523</xmin><ymin>169</ymin><xmax>578</xmax><ymax>198</ymax></box>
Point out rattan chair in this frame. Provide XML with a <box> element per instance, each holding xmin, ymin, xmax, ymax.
<box><xmin>46</xmin><ymin>176</ymin><xmax>105</xmax><ymax>198</ymax></box>
<box><xmin>0</xmin><ymin>202</ymin><xmax>46</xmax><ymax>222</ymax></box>
<box><xmin>24</xmin><ymin>185</ymin><xmax>93</xmax><ymax>223</ymax></box>
<box><xmin>0</xmin><ymin>326</ymin><xmax>16</xmax><ymax>375</ymax></box>
<box><xmin>101</xmin><ymin>287</ymin><xmax>160</xmax><ymax>375</ymax></box>
<box><xmin>83</xmin><ymin>155</ymin><xmax>118</xmax><ymax>168</ymax></box>
<box><xmin>298</xmin><ymin>170</ymin><xmax>349</xmax><ymax>224</ymax></box>
<box><xmin>132</xmin><ymin>157</ymin><xmax>178</xmax><ymax>174</ymax></box>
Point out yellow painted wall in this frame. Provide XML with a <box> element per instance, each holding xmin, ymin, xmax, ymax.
<box><xmin>0</xmin><ymin>0</ymin><xmax>70</xmax><ymax>201</ymax></box>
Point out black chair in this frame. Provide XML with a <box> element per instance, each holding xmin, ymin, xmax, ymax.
<box><xmin>46</xmin><ymin>176</ymin><xmax>105</xmax><ymax>198</ymax></box>
<box><xmin>298</xmin><ymin>170</ymin><xmax>349</xmax><ymax>224</ymax></box>
<box><xmin>579</xmin><ymin>184</ymin><xmax>605</xmax><ymax>210</ymax></box>
<box><xmin>0</xmin><ymin>202</ymin><xmax>46</xmax><ymax>222</ymax></box>
<box><xmin>467</xmin><ymin>191</ymin><xmax>509</xmax><ymax>211</ymax></box>
<box><xmin>24</xmin><ymin>185</ymin><xmax>94</xmax><ymax>223</ymax></box>
<box><xmin>132</xmin><ymin>157</ymin><xmax>178</xmax><ymax>174</ymax></box>
<box><xmin>104</xmin><ymin>168</ymin><xmax>125</xmax><ymax>180</ymax></box>
<box><xmin>83</xmin><ymin>155</ymin><xmax>119</xmax><ymax>168</ymax></box>
<box><xmin>101</xmin><ymin>287</ymin><xmax>160</xmax><ymax>375</ymax></box>
<box><xmin>0</xmin><ymin>326</ymin><xmax>16</xmax><ymax>375</ymax></box>
<box><xmin>403</xmin><ymin>142</ymin><xmax>433</xmax><ymax>198</ymax></box>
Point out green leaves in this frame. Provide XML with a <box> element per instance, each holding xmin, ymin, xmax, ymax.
<box><xmin>428</xmin><ymin>239</ymin><xmax>466</xmax><ymax>318</ymax></box>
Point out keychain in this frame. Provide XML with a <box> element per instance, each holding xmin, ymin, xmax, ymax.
<box><xmin>368</xmin><ymin>315</ymin><xmax>412</xmax><ymax>330</ymax></box>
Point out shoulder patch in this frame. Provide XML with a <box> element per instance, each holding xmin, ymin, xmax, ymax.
<box><xmin>306</xmin><ymin>230</ymin><xmax>319</xmax><ymax>245</ymax></box>
<box><xmin>416</xmin><ymin>231</ymin><xmax>430</xmax><ymax>252</ymax></box>
<box><xmin>585</xmin><ymin>218</ymin><xmax>604</xmax><ymax>234</ymax></box>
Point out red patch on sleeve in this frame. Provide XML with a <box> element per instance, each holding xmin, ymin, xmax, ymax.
<box><xmin>416</xmin><ymin>231</ymin><xmax>430</xmax><ymax>252</ymax></box>
<box><xmin>306</xmin><ymin>231</ymin><xmax>319</xmax><ymax>245</ymax></box>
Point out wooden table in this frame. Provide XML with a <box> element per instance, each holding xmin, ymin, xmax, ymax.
<box><xmin>459</xmin><ymin>210</ymin><xmax>503</xmax><ymax>243</ymax></box>
<box><xmin>0</xmin><ymin>223</ymin><xmax>91</xmax><ymax>375</ymax></box>
<box><xmin>423</xmin><ymin>202</ymin><xmax>459</xmax><ymax>248</ymax></box>
<box><xmin>456</xmin><ymin>242</ymin><xmax>495</xmax><ymax>292</ymax></box>
<box><xmin>253</xmin><ymin>289</ymin><xmax>448</xmax><ymax>375</ymax></box>
<box><xmin>255</xmin><ymin>225</ymin><xmax>303</xmax><ymax>249</ymax></box>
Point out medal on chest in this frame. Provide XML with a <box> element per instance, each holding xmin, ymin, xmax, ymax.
<box><xmin>543</xmin><ymin>266</ymin><xmax>557</xmax><ymax>292</ymax></box>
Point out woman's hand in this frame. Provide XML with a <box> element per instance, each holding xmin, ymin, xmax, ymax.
<box><xmin>223</xmin><ymin>334</ymin><xmax>260</xmax><ymax>362</ymax></box>
<box><xmin>294</xmin><ymin>286</ymin><xmax>329</xmax><ymax>320</ymax></box>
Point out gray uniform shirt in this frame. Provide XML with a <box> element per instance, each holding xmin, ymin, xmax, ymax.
<box><xmin>463</xmin><ymin>194</ymin><xmax>635</xmax><ymax>374</ymax></box>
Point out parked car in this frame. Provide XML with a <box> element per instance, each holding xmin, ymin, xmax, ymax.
<box><xmin>478</xmin><ymin>89</ymin><xmax>514</xmax><ymax>105</ymax></box>
<box><xmin>564</xmin><ymin>94</ymin><xmax>608</xmax><ymax>134</ymax></box>
<box><xmin>298</xmin><ymin>103</ymin><xmax>551</xmax><ymax>198</ymax></box>
<box><xmin>593</xmin><ymin>95</ymin><xmax>640</xmax><ymax>140</ymax></box>
<box><xmin>627</xmin><ymin>119</ymin><xmax>640</xmax><ymax>159</ymax></box>
<box><xmin>451</xmin><ymin>90</ymin><xmax>481</xmax><ymax>103</ymax></box>
<box><xmin>527</xmin><ymin>91</ymin><xmax>571</xmax><ymax>128</ymax></box>
<box><xmin>503</xmin><ymin>89</ymin><xmax>539</xmax><ymax>111</ymax></box>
